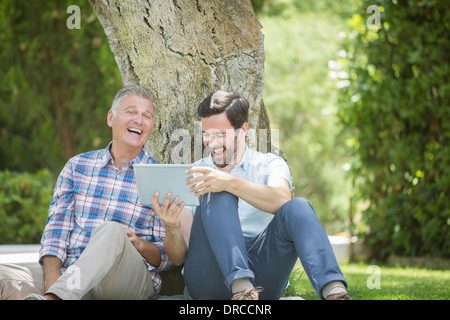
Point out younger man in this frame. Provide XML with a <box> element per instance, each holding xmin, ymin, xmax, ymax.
<box><xmin>183</xmin><ymin>90</ymin><xmax>350</xmax><ymax>300</ymax></box>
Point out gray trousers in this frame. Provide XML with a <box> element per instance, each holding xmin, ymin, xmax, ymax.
<box><xmin>0</xmin><ymin>221</ymin><xmax>154</xmax><ymax>300</ymax></box>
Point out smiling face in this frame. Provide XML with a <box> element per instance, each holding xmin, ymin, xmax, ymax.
<box><xmin>107</xmin><ymin>94</ymin><xmax>155</xmax><ymax>158</ymax></box>
<box><xmin>201</xmin><ymin>112</ymin><xmax>248</xmax><ymax>170</ymax></box>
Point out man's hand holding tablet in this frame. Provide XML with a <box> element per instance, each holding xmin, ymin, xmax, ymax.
<box><xmin>151</xmin><ymin>191</ymin><xmax>184</xmax><ymax>231</ymax></box>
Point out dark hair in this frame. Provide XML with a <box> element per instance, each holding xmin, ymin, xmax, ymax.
<box><xmin>197</xmin><ymin>90</ymin><xmax>249</xmax><ymax>129</ymax></box>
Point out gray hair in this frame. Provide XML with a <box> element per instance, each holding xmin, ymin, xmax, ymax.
<box><xmin>110</xmin><ymin>85</ymin><xmax>157</xmax><ymax>115</ymax></box>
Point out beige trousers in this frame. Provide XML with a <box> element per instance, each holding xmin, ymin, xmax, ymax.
<box><xmin>0</xmin><ymin>221</ymin><xmax>155</xmax><ymax>300</ymax></box>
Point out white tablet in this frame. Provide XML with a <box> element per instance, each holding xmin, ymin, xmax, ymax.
<box><xmin>133</xmin><ymin>164</ymin><xmax>199</xmax><ymax>206</ymax></box>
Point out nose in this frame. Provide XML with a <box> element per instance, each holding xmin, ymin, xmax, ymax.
<box><xmin>133</xmin><ymin>113</ymin><xmax>144</xmax><ymax>125</ymax></box>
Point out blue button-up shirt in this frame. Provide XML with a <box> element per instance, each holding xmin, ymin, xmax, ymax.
<box><xmin>39</xmin><ymin>143</ymin><xmax>171</xmax><ymax>293</ymax></box>
<box><xmin>193</xmin><ymin>145</ymin><xmax>293</xmax><ymax>237</ymax></box>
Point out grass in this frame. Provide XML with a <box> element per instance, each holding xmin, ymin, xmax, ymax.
<box><xmin>285</xmin><ymin>262</ymin><xmax>450</xmax><ymax>300</ymax></box>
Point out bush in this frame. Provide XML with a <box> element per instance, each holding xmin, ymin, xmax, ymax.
<box><xmin>0</xmin><ymin>170</ymin><xmax>55</xmax><ymax>244</ymax></box>
<box><xmin>0</xmin><ymin>0</ymin><xmax>121</xmax><ymax>174</ymax></box>
<box><xmin>338</xmin><ymin>0</ymin><xmax>450</xmax><ymax>258</ymax></box>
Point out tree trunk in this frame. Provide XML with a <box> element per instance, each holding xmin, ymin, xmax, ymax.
<box><xmin>88</xmin><ymin>0</ymin><xmax>272</xmax><ymax>163</ymax></box>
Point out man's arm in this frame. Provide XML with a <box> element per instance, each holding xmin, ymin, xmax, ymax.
<box><xmin>158</xmin><ymin>208</ymin><xmax>192</xmax><ymax>266</ymax></box>
<box><xmin>39</xmin><ymin>159</ymin><xmax>76</xmax><ymax>288</ymax></box>
<box><xmin>125</xmin><ymin>192</ymin><xmax>192</xmax><ymax>267</ymax></box>
<box><xmin>227</xmin><ymin>175</ymin><xmax>291</xmax><ymax>214</ymax></box>
<box><xmin>125</xmin><ymin>229</ymin><xmax>162</xmax><ymax>267</ymax></box>
<box><xmin>151</xmin><ymin>192</ymin><xmax>193</xmax><ymax>266</ymax></box>
<box><xmin>41</xmin><ymin>255</ymin><xmax>62</xmax><ymax>292</ymax></box>
<box><xmin>186</xmin><ymin>167</ymin><xmax>292</xmax><ymax>214</ymax></box>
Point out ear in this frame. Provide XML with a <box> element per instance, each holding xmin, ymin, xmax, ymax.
<box><xmin>235</xmin><ymin>122</ymin><xmax>249</xmax><ymax>144</ymax></box>
<box><xmin>240</xmin><ymin>122</ymin><xmax>249</xmax><ymax>136</ymax></box>
<box><xmin>107</xmin><ymin>110</ymin><xmax>114</xmax><ymax>128</ymax></box>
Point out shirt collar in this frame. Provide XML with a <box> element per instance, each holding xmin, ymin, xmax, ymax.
<box><xmin>100</xmin><ymin>142</ymin><xmax>150</xmax><ymax>169</ymax></box>
<box><xmin>99</xmin><ymin>142</ymin><xmax>113</xmax><ymax>168</ymax></box>
<box><xmin>130</xmin><ymin>146</ymin><xmax>150</xmax><ymax>166</ymax></box>
<box><xmin>235</xmin><ymin>144</ymin><xmax>251</xmax><ymax>171</ymax></box>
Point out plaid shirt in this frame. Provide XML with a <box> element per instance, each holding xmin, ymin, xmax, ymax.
<box><xmin>39</xmin><ymin>143</ymin><xmax>172</xmax><ymax>294</ymax></box>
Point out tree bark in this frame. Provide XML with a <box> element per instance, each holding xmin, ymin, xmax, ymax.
<box><xmin>88</xmin><ymin>0</ymin><xmax>271</xmax><ymax>163</ymax></box>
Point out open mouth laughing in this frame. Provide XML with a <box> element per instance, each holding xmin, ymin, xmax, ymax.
<box><xmin>211</xmin><ymin>147</ymin><xmax>225</xmax><ymax>158</ymax></box>
<box><xmin>127</xmin><ymin>127</ymin><xmax>143</xmax><ymax>135</ymax></box>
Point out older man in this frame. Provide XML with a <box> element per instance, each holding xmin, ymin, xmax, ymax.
<box><xmin>0</xmin><ymin>85</ymin><xmax>191</xmax><ymax>300</ymax></box>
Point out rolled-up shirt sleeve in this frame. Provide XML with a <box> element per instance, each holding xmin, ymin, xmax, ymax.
<box><xmin>151</xmin><ymin>240</ymin><xmax>173</xmax><ymax>272</ymax></box>
<box><xmin>39</xmin><ymin>160</ymin><xmax>75</xmax><ymax>265</ymax></box>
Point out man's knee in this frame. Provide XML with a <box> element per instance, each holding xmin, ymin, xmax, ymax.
<box><xmin>280</xmin><ymin>198</ymin><xmax>318</xmax><ymax>222</ymax></box>
<box><xmin>90</xmin><ymin>221</ymin><xmax>127</xmax><ymax>244</ymax></box>
<box><xmin>202</xmin><ymin>191</ymin><xmax>238</xmax><ymax>206</ymax></box>
<box><xmin>200</xmin><ymin>192</ymin><xmax>239</xmax><ymax>216</ymax></box>
<box><xmin>281</xmin><ymin>197</ymin><xmax>312</xmax><ymax>211</ymax></box>
<box><xmin>0</xmin><ymin>264</ymin><xmax>43</xmax><ymax>300</ymax></box>
<box><xmin>93</xmin><ymin>221</ymin><xmax>123</xmax><ymax>233</ymax></box>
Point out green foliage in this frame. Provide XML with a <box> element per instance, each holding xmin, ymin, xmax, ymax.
<box><xmin>0</xmin><ymin>170</ymin><xmax>54</xmax><ymax>244</ymax></box>
<box><xmin>258</xmin><ymin>1</ymin><xmax>356</xmax><ymax>233</ymax></box>
<box><xmin>252</xmin><ymin>0</ymin><xmax>354</xmax><ymax>18</ymax></box>
<box><xmin>337</xmin><ymin>0</ymin><xmax>450</xmax><ymax>258</ymax></box>
<box><xmin>0</xmin><ymin>0</ymin><xmax>121</xmax><ymax>173</ymax></box>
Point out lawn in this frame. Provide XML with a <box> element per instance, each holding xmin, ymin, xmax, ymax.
<box><xmin>285</xmin><ymin>262</ymin><xmax>450</xmax><ymax>300</ymax></box>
